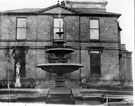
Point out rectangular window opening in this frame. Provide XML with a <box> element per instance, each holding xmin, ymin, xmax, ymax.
<box><xmin>90</xmin><ymin>50</ymin><xmax>101</xmax><ymax>76</ymax></box>
<box><xmin>53</xmin><ymin>18</ymin><xmax>64</xmax><ymax>40</ymax></box>
<box><xmin>16</xmin><ymin>18</ymin><xmax>27</xmax><ymax>40</ymax></box>
<box><xmin>90</xmin><ymin>19</ymin><xmax>99</xmax><ymax>40</ymax></box>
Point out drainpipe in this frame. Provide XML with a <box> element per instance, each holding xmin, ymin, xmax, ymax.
<box><xmin>79</xmin><ymin>16</ymin><xmax>82</xmax><ymax>85</ymax></box>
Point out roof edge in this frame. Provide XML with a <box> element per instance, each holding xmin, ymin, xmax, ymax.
<box><xmin>34</xmin><ymin>3</ymin><xmax>81</xmax><ymax>15</ymax></box>
<box><xmin>80</xmin><ymin>13</ymin><xmax>121</xmax><ymax>18</ymax></box>
<box><xmin>0</xmin><ymin>3</ymin><xmax>121</xmax><ymax>18</ymax></box>
<box><xmin>0</xmin><ymin>12</ymin><xmax>121</xmax><ymax>18</ymax></box>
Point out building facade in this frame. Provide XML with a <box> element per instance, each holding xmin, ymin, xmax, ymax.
<box><xmin>0</xmin><ymin>0</ymin><xmax>132</xmax><ymax>88</ymax></box>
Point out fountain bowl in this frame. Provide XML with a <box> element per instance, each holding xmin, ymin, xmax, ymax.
<box><xmin>36</xmin><ymin>63</ymin><xmax>83</xmax><ymax>75</ymax></box>
<box><xmin>46</xmin><ymin>48</ymin><xmax>74</xmax><ymax>57</ymax></box>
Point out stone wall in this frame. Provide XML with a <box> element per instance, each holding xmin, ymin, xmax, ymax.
<box><xmin>120</xmin><ymin>44</ymin><xmax>132</xmax><ymax>85</ymax></box>
<box><xmin>101</xmin><ymin>49</ymin><xmax>119</xmax><ymax>80</ymax></box>
<box><xmin>0</xmin><ymin>13</ymin><xmax>129</xmax><ymax>86</ymax></box>
<box><xmin>80</xmin><ymin>17</ymin><xmax>118</xmax><ymax>42</ymax></box>
<box><xmin>65</xmin><ymin>16</ymin><xmax>79</xmax><ymax>41</ymax></box>
<box><xmin>62</xmin><ymin>0</ymin><xmax>108</xmax><ymax>11</ymax></box>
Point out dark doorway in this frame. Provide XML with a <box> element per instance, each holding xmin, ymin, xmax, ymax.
<box><xmin>13</xmin><ymin>47</ymin><xmax>26</xmax><ymax>77</ymax></box>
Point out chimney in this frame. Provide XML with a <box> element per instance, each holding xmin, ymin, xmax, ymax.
<box><xmin>61</xmin><ymin>0</ymin><xmax>108</xmax><ymax>11</ymax></box>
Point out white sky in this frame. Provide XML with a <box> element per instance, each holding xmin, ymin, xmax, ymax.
<box><xmin>0</xmin><ymin>0</ymin><xmax>134</xmax><ymax>52</ymax></box>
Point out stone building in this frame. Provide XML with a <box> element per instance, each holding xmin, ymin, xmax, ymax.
<box><xmin>0</xmin><ymin>0</ymin><xmax>132</xmax><ymax>88</ymax></box>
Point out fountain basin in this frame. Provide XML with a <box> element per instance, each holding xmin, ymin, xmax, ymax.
<box><xmin>36</xmin><ymin>63</ymin><xmax>83</xmax><ymax>75</ymax></box>
<box><xmin>46</xmin><ymin>48</ymin><xmax>74</xmax><ymax>57</ymax></box>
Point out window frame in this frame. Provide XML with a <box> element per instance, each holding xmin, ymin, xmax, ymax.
<box><xmin>53</xmin><ymin>17</ymin><xmax>64</xmax><ymax>40</ymax></box>
<box><xmin>89</xmin><ymin>49</ymin><xmax>101</xmax><ymax>77</ymax></box>
<box><xmin>89</xmin><ymin>18</ymin><xmax>100</xmax><ymax>41</ymax></box>
<box><xmin>16</xmin><ymin>17</ymin><xmax>27</xmax><ymax>40</ymax></box>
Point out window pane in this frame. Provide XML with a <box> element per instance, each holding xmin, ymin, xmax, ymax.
<box><xmin>54</xmin><ymin>28</ymin><xmax>63</xmax><ymax>39</ymax></box>
<box><xmin>17</xmin><ymin>28</ymin><xmax>26</xmax><ymax>40</ymax></box>
<box><xmin>90</xmin><ymin>29</ymin><xmax>99</xmax><ymax>40</ymax></box>
<box><xmin>17</xmin><ymin>18</ymin><xmax>26</xmax><ymax>27</ymax></box>
<box><xmin>54</xmin><ymin>28</ymin><xmax>63</xmax><ymax>35</ymax></box>
<box><xmin>90</xmin><ymin>19</ymin><xmax>99</xmax><ymax>28</ymax></box>
<box><xmin>54</xmin><ymin>18</ymin><xmax>63</xmax><ymax>28</ymax></box>
<box><xmin>54</xmin><ymin>28</ymin><xmax>63</xmax><ymax>34</ymax></box>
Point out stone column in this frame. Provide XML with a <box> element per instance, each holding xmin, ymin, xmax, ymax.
<box><xmin>15</xmin><ymin>62</ymin><xmax>21</xmax><ymax>87</ymax></box>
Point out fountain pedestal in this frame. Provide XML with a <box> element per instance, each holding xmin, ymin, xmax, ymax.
<box><xmin>37</xmin><ymin>63</ymin><xmax>83</xmax><ymax>104</ymax></box>
<box><xmin>55</xmin><ymin>76</ymin><xmax>65</xmax><ymax>87</ymax></box>
<box><xmin>46</xmin><ymin>87</ymin><xmax>75</xmax><ymax>104</ymax></box>
<box><xmin>36</xmin><ymin>33</ymin><xmax>83</xmax><ymax>104</ymax></box>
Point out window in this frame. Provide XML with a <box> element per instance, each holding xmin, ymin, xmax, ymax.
<box><xmin>16</xmin><ymin>18</ymin><xmax>27</xmax><ymax>40</ymax></box>
<box><xmin>90</xmin><ymin>19</ymin><xmax>99</xmax><ymax>40</ymax></box>
<box><xmin>90</xmin><ymin>50</ymin><xmax>101</xmax><ymax>76</ymax></box>
<box><xmin>53</xmin><ymin>18</ymin><xmax>64</xmax><ymax>40</ymax></box>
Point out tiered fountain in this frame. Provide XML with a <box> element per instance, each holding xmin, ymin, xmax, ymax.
<box><xmin>36</xmin><ymin>31</ymin><xmax>83</xmax><ymax>104</ymax></box>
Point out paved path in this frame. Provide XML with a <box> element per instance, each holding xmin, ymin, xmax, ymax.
<box><xmin>0</xmin><ymin>88</ymin><xmax>133</xmax><ymax>105</ymax></box>
<box><xmin>0</xmin><ymin>88</ymin><xmax>132</xmax><ymax>99</ymax></box>
<box><xmin>0</xmin><ymin>88</ymin><xmax>132</xmax><ymax>95</ymax></box>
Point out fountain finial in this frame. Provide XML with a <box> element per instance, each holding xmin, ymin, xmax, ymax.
<box><xmin>57</xmin><ymin>0</ymin><xmax>60</xmax><ymax>4</ymax></box>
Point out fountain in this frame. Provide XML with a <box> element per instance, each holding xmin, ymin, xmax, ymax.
<box><xmin>36</xmin><ymin>29</ymin><xmax>83</xmax><ymax>104</ymax></box>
